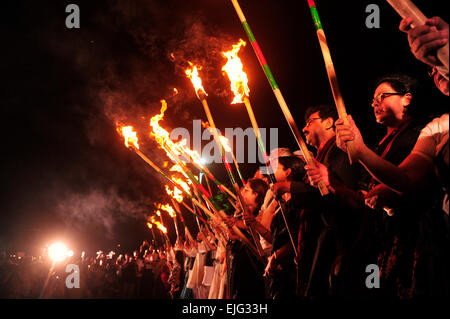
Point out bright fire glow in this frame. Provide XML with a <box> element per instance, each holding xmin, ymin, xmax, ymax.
<box><xmin>166</xmin><ymin>185</ymin><xmax>183</xmax><ymax>203</ymax></box>
<box><xmin>150</xmin><ymin>100</ymin><xmax>205</xmax><ymax>169</ymax></box>
<box><xmin>149</xmin><ymin>216</ymin><xmax>168</xmax><ymax>234</ymax></box>
<box><xmin>186</xmin><ymin>62</ymin><xmax>207</xmax><ymax>99</ymax></box>
<box><xmin>159</xmin><ymin>203</ymin><xmax>176</xmax><ymax>218</ymax></box>
<box><xmin>222</xmin><ymin>39</ymin><xmax>250</xmax><ymax>104</ymax></box>
<box><xmin>219</xmin><ymin>135</ymin><xmax>232</xmax><ymax>153</ymax></box>
<box><xmin>48</xmin><ymin>242</ymin><xmax>70</xmax><ymax>263</ymax></box>
<box><xmin>120</xmin><ymin>126</ymin><xmax>139</xmax><ymax>149</ymax></box>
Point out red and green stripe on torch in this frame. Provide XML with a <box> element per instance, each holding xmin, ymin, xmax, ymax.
<box><xmin>230</xmin><ymin>0</ymin><xmax>329</xmax><ymax>196</ymax></box>
<box><xmin>306</xmin><ymin>0</ymin><xmax>356</xmax><ymax>163</ymax></box>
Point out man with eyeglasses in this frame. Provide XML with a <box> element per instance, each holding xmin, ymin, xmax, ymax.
<box><xmin>273</xmin><ymin>104</ymin><xmax>369</xmax><ymax>298</ymax></box>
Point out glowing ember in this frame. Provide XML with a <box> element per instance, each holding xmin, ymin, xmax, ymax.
<box><xmin>147</xmin><ymin>222</ymin><xmax>153</xmax><ymax>229</ymax></box>
<box><xmin>120</xmin><ymin>126</ymin><xmax>139</xmax><ymax>149</ymax></box>
<box><xmin>186</xmin><ymin>62</ymin><xmax>207</xmax><ymax>99</ymax></box>
<box><xmin>48</xmin><ymin>242</ymin><xmax>70</xmax><ymax>263</ymax></box>
<box><xmin>173</xmin><ymin>88</ymin><xmax>179</xmax><ymax>95</ymax></box>
<box><xmin>222</xmin><ymin>39</ymin><xmax>250</xmax><ymax>104</ymax></box>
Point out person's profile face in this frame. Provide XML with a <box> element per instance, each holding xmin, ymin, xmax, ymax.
<box><xmin>303</xmin><ymin>111</ymin><xmax>324</xmax><ymax>148</ymax></box>
<box><xmin>372</xmin><ymin>83</ymin><xmax>407</xmax><ymax>125</ymax></box>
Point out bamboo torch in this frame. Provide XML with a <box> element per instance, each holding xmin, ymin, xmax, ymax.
<box><xmin>306</xmin><ymin>0</ymin><xmax>356</xmax><ymax>163</ymax></box>
<box><xmin>119</xmin><ymin>124</ymin><xmax>259</xmax><ymax>257</ymax></box>
<box><xmin>229</xmin><ymin>0</ymin><xmax>330</xmax><ymax>196</ymax></box>
<box><xmin>186</xmin><ymin>64</ymin><xmax>246</xmax><ymax>187</ymax></box>
<box><xmin>186</xmin><ymin>63</ymin><xmax>264</xmax><ymax>257</ymax></box>
<box><xmin>386</xmin><ymin>0</ymin><xmax>449</xmax><ymax>77</ymax></box>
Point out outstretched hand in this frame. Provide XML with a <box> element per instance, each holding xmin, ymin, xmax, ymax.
<box><xmin>399</xmin><ymin>16</ymin><xmax>449</xmax><ymax>67</ymax></box>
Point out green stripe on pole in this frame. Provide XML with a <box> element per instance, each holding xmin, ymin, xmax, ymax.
<box><xmin>242</xmin><ymin>21</ymin><xmax>256</xmax><ymax>43</ymax></box>
<box><xmin>310</xmin><ymin>6</ymin><xmax>323</xmax><ymax>30</ymax></box>
<box><xmin>263</xmin><ymin>64</ymin><xmax>278</xmax><ymax>90</ymax></box>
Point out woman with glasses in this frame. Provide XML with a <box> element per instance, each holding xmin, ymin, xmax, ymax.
<box><xmin>359</xmin><ymin>73</ymin><xmax>442</xmax><ymax>298</ymax></box>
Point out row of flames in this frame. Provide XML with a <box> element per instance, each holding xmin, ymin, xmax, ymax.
<box><xmin>119</xmin><ymin>39</ymin><xmax>250</xmax><ymax>234</ymax></box>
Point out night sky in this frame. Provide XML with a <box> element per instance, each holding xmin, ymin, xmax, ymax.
<box><xmin>1</xmin><ymin>0</ymin><xmax>447</xmax><ymax>255</ymax></box>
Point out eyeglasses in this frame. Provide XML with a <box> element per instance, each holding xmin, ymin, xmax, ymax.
<box><xmin>305</xmin><ymin>117</ymin><xmax>321</xmax><ymax>127</ymax></box>
<box><xmin>372</xmin><ymin>93</ymin><xmax>403</xmax><ymax>105</ymax></box>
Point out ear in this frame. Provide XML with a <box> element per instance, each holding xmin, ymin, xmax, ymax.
<box><xmin>285</xmin><ymin>167</ymin><xmax>292</xmax><ymax>179</ymax></box>
<box><xmin>402</xmin><ymin>93</ymin><xmax>412</xmax><ymax>107</ymax></box>
<box><xmin>324</xmin><ymin>117</ymin><xmax>334</xmax><ymax>130</ymax></box>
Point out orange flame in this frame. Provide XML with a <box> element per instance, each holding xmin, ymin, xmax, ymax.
<box><xmin>173</xmin><ymin>88</ymin><xmax>179</xmax><ymax>96</ymax></box>
<box><xmin>186</xmin><ymin>62</ymin><xmax>207</xmax><ymax>99</ymax></box>
<box><xmin>157</xmin><ymin>223</ymin><xmax>168</xmax><ymax>234</ymax></box>
<box><xmin>150</xmin><ymin>100</ymin><xmax>205</xmax><ymax>169</ymax></box>
<box><xmin>159</xmin><ymin>203</ymin><xmax>176</xmax><ymax>218</ymax></box>
<box><xmin>120</xmin><ymin>126</ymin><xmax>139</xmax><ymax>149</ymax></box>
<box><xmin>171</xmin><ymin>176</ymin><xmax>191</xmax><ymax>196</ymax></box>
<box><xmin>166</xmin><ymin>185</ymin><xmax>183</xmax><ymax>203</ymax></box>
<box><xmin>150</xmin><ymin>216</ymin><xmax>167</xmax><ymax>234</ymax></box>
<box><xmin>222</xmin><ymin>39</ymin><xmax>249</xmax><ymax>104</ymax></box>
<box><xmin>219</xmin><ymin>135</ymin><xmax>232</xmax><ymax>153</ymax></box>
<box><xmin>147</xmin><ymin>222</ymin><xmax>153</xmax><ymax>229</ymax></box>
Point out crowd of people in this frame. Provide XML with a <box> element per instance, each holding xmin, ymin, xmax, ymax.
<box><xmin>0</xmin><ymin>243</ymin><xmax>181</xmax><ymax>299</ymax></box>
<box><xmin>1</xmin><ymin>15</ymin><xmax>448</xmax><ymax>300</ymax></box>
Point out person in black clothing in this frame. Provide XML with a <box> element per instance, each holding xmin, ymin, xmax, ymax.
<box><xmin>352</xmin><ymin>74</ymin><xmax>444</xmax><ymax>297</ymax></box>
<box><xmin>263</xmin><ymin>155</ymin><xmax>305</xmax><ymax>299</ymax></box>
<box><xmin>273</xmin><ymin>104</ymin><xmax>368</xmax><ymax>298</ymax></box>
<box><xmin>225</xmin><ymin>178</ymin><xmax>269</xmax><ymax>299</ymax></box>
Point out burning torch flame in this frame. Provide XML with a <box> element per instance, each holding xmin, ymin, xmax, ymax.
<box><xmin>149</xmin><ymin>216</ymin><xmax>168</xmax><ymax>234</ymax></box>
<box><xmin>186</xmin><ymin>62</ymin><xmax>207</xmax><ymax>99</ymax></box>
<box><xmin>147</xmin><ymin>222</ymin><xmax>153</xmax><ymax>229</ymax></box>
<box><xmin>222</xmin><ymin>39</ymin><xmax>250</xmax><ymax>104</ymax></box>
<box><xmin>120</xmin><ymin>126</ymin><xmax>139</xmax><ymax>149</ymax></box>
<box><xmin>159</xmin><ymin>203</ymin><xmax>176</xmax><ymax>218</ymax></box>
<box><xmin>219</xmin><ymin>135</ymin><xmax>232</xmax><ymax>153</ymax></box>
<box><xmin>166</xmin><ymin>185</ymin><xmax>183</xmax><ymax>203</ymax></box>
<box><xmin>150</xmin><ymin>100</ymin><xmax>205</xmax><ymax>169</ymax></box>
<box><xmin>158</xmin><ymin>224</ymin><xmax>168</xmax><ymax>234</ymax></box>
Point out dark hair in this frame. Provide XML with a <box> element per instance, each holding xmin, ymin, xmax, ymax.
<box><xmin>304</xmin><ymin>104</ymin><xmax>338</xmax><ymax>123</ymax></box>
<box><xmin>175</xmin><ymin>250</ymin><xmax>184</xmax><ymax>266</ymax></box>
<box><xmin>247</xmin><ymin>178</ymin><xmax>269</xmax><ymax>211</ymax></box>
<box><xmin>277</xmin><ymin>156</ymin><xmax>306</xmax><ymax>182</ymax></box>
<box><xmin>373</xmin><ymin>73</ymin><xmax>421</xmax><ymax>117</ymax></box>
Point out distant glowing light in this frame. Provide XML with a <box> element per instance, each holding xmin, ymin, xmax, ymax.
<box><xmin>48</xmin><ymin>242</ymin><xmax>69</xmax><ymax>263</ymax></box>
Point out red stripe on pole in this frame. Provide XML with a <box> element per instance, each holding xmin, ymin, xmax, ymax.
<box><xmin>251</xmin><ymin>42</ymin><xmax>268</xmax><ymax>66</ymax></box>
<box><xmin>307</xmin><ymin>0</ymin><xmax>316</xmax><ymax>8</ymax></box>
<box><xmin>223</xmin><ymin>156</ymin><xmax>233</xmax><ymax>172</ymax></box>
